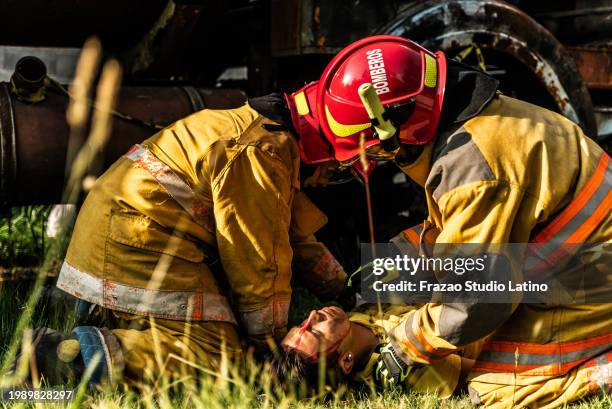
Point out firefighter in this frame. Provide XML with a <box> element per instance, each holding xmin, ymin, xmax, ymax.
<box><xmin>21</xmin><ymin>94</ymin><xmax>350</xmax><ymax>385</ymax></box>
<box><xmin>282</xmin><ymin>35</ymin><xmax>612</xmax><ymax>408</ymax></box>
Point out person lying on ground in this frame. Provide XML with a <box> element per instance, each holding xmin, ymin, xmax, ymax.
<box><xmin>273</xmin><ymin>303</ymin><xmax>481</xmax><ymax>398</ymax></box>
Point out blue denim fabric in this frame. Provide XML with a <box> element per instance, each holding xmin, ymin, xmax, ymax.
<box><xmin>72</xmin><ymin>326</ymin><xmax>107</xmax><ymax>385</ymax></box>
<box><xmin>74</xmin><ymin>299</ymin><xmax>93</xmax><ymax>325</ymax></box>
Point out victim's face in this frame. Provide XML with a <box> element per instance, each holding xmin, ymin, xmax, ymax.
<box><xmin>281</xmin><ymin>306</ymin><xmax>350</xmax><ymax>361</ymax></box>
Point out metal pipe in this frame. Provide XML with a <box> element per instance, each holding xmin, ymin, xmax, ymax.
<box><xmin>0</xmin><ymin>83</ymin><xmax>246</xmax><ymax>206</ymax></box>
<box><xmin>10</xmin><ymin>56</ymin><xmax>47</xmax><ymax>102</ymax></box>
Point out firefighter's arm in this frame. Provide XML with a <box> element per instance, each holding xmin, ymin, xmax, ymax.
<box><xmin>211</xmin><ymin>144</ymin><xmax>295</xmax><ymax>341</ymax></box>
<box><xmin>289</xmin><ymin>191</ymin><xmax>348</xmax><ymax>302</ymax></box>
<box><xmin>390</xmin><ymin>181</ymin><xmax>526</xmax><ymax>366</ymax></box>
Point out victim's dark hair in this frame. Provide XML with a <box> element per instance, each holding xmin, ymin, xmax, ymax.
<box><xmin>268</xmin><ymin>348</ymin><xmax>319</xmax><ymax>388</ymax></box>
<box><xmin>268</xmin><ymin>348</ymin><xmax>349</xmax><ymax>394</ymax></box>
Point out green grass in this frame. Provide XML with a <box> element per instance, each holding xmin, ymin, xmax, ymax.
<box><xmin>0</xmin><ymin>207</ymin><xmax>611</xmax><ymax>409</ymax></box>
<box><xmin>0</xmin><ymin>380</ymin><xmax>610</xmax><ymax>409</ymax></box>
<box><xmin>0</xmin><ymin>206</ymin><xmax>50</xmax><ymax>268</ymax></box>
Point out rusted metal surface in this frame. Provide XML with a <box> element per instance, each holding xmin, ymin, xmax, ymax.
<box><xmin>270</xmin><ymin>0</ymin><xmax>399</xmax><ymax>56</ymax></box>
<box><xmin>0</xmin><ymin>84</ymin><xmax>246</xmax><ymax>206</ymax></box>
<box><xmin>530</xmin><ymin>0</ymin><xmax>612</xmax><ymax>45</ymax></box>
<box><xmin>568</xmin><ymin>47</ymin><xmax>612</xmax><ymax>89</ymax></box>
<box><xmin>0</xmin><ymin>84</ymin><xmax>16</xmax><ymax>208</ymax></box>
<box><xmin>378</xmin><ymin>0</ymin><xmax>598</xmax><ymax>137</ymax></box>
<box><xmin>127</xmin><ymin>2</ymin><xmax>205</xmax><ymax>77</ymax></box>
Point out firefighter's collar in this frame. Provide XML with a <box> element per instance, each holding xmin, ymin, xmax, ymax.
<box><xmin>439</xmin><ymin>60</ymin><xmax>500</xmax><ymax>127</ymax></box>
<box><xmin>396</xmin><ymin>142</ymin><xmax>434</xmax><ymax>187</ymax></box>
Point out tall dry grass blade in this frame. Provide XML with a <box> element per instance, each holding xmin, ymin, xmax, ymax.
<box><xmin>216</xmin><ymin>336</ymin><xmax>229</xmax><ymax>390</ymax></box>
<box><xmin>64</xmin><ymin>37</ymin><xmax>102</xmax><ymax>182</ymax></box>
<box><xmin>162</xmin><ymin>354</ymin><xmax>238</xmax><ymax>385</ymax></box>
<box><xmin>359</xmin><ymin>133</ymin><xmax>370</xmax><ymax>174</ymax></box>
<box><xmin>317</xmin><ymin>341</ymin><xmax>327</xmax><ymax>398</ymax></box>
<box><xmin>63</xmin><ymin>57</ymin><xmax>122</xmax><ymax>204</ymax></box>
<box><xmin>149</xmin><ymin>317</ymin><xmax>165</xmax><ymax>376</ymax></box>
<box><xmin>179</xmin><ymin>297</ymin><xmax>194</xmax><ymax>381</ymax></box>
<box><xmin>70</xmin><ymin>352</ymin><xmax>102</xmax><ymax>409</ymax></box>
<box><xmin>359</xmin><ymin>134</ymin><xmax>376</xmax><ymax>258</ymax></box>
<box><xmin>359</xmin><ymin>134</ymin><xmax>383</xmax><ymax>318</ymax></box>
<box><xmin>0</xmin><ymin>328</ymin><xmax>32</xmax><ymax>388</ymax></box>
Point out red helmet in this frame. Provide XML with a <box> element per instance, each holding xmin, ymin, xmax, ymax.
<box><xmin>286</xmin><ymin>35</ymin><xmax>447</xmax><ymax>164</ymax></box>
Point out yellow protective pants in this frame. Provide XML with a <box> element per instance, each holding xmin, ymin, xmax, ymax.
<box><xmin>87</xmin><ymin>307</ymin><xmax>243</xmax><ymax>383</ymax></box>
<box><xmin>469</xmin><ymin>351</ymin><xmax>612</xmax><ymax>408</ymax></box>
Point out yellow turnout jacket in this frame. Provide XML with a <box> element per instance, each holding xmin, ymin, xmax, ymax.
<box><xmin>393</xmin><ymin>95</ymin><xmax>612</xmax><ymax>405</ymax></box>
<box><xmin>57</xmin><ymin>103</ymin><xmax>347</xmax><ymax>338</ymax></box>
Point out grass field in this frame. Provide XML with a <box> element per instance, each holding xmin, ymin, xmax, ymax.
<box><xmin>1</xmin><ymin>207</ymin><xmax>611</xmax><ymax>409</ymax></box>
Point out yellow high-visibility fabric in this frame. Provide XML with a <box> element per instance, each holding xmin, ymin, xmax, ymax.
<box><xmin>109</xmin><ymin>311</ymin><xmax>243</xmax><ymax>382</ymax></box>
<box><xmin>471</xmin><ymin>351</ymin><xmax>612</xmax><ymax>409</ymax></box>
<box><xmin>60</xmin><ymin>103</ymin><xmax>345</xmax><ymax>339</ymax></box>
<box><xmin>392</xmin><ymin>95</ymin><xmax>612</xmax><ymax>408</ymax></box>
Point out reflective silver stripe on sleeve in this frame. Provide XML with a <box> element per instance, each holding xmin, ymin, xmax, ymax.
<box><xmin>239</xmin><ymin>300</ymin><xmax>290</xmax><ymax>336</ymax></box>
<box><xmin>311</xmin><ymin>248</ymin><xmax>344</xmax><ymax>281</ymax></box>
<box><xmin>477</xmin><ymin>343</ymin><xmax>612</xmax><ymax>367</ymax></box>
<box><xmin>588</xmin><ymin>353</ymin><xmax>612</xmax><ymax>392</ymax></box>
<box><xmin>412</xmin><ymin>224</ymin><xmax>423</xmax><ymax>235</ymax></box>
<box><xmin>124</xmin><ymin>144</ymin><xmax>215</xmax><ymax>234</ymax></box>
<box><xmin>57</xmin><ymin>261</ymin><xmax>237</xmax><ymax>324</ymax></box>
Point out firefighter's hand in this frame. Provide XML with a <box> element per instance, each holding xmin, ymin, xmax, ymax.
<box><xmin>248</xmin><ymin>93</ymin><xmax>292</xmax><ymax>128</ymax></box>
<box><xmin>373</xmin><ymin>344</ymin><xmax>412</xmax><ymax>389</ymax></box>
<box><xmin>335</xmin><ymin>279</ymin><xmax>357</xmax><ymax>310</ymax></box>
<box><xmin>335</xmin><ymin>267</ymin><xmax>362</xmax><ymax>310</ymax></box>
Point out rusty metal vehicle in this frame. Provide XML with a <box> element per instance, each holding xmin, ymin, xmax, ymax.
<box><xmin>0</xmin><ymin>0</ymin><xmax>610</xmax><ymax>272</ymax></box>
<box><xmin>270</xmin><ymin>0</ymin><xmax>611</xmax><ymax>140</ymax></box>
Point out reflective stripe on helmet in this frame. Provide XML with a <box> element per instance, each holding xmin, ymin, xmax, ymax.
<box><xmin>294</xmin><ymin>91</ymin><xmax>310</xmax><ymax>115</ymax></box>
<box><xmin>124</xmin><ymin>144</ymin><xmax>215</xmax><ymax>234</ymax></box>
<box><xmin>324</xmin><ymin>105</ymin><xmax>371</xmax><ymax>137</ymax></box>
<box><xmin>57</xmin><ymin>261</ymin><xmax>238</xmax><ymax>323</ymax></box>
<box><xmin>424</xmin><ymin>54</ymin><xmax>437</xmax><ymax>88</ymax></box>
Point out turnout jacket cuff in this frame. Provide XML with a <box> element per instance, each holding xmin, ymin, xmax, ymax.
<box><xmin>297</xmin><ymin>245</ymin><xmax>348</xmax><ymax>301</ymax></box>
<box><xmin>390</xmin><ymin>311</ymin><xmax>457</xmax><ymax>366</ymax></box>
<box><xmin>239</xmin><ymin>299</ymin><xmax>290</xmax><ymax>336</ymax></box>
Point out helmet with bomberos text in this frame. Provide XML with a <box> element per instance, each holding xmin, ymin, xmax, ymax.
<box><xmin>285</xmin><ymin>35</ymin><xmax>447</xmax><ymax>164</ymax></box>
